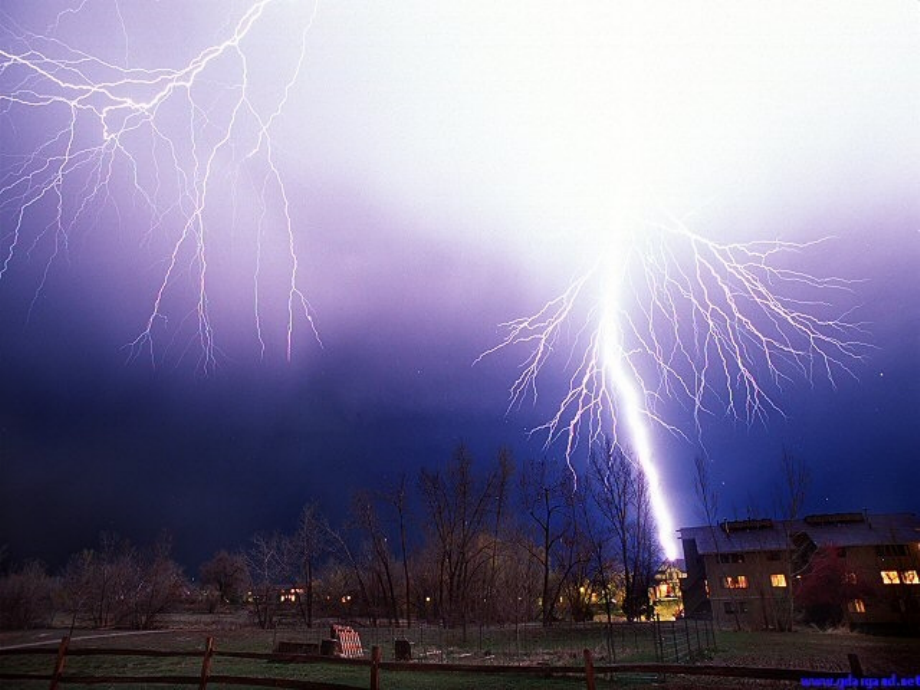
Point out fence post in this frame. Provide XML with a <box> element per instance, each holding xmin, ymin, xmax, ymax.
<box><xmin>583</xmin><ymin>648</ymin><xmax>596</xmax><ymax>690</ymax></box>
<box><xmin>48</xmin><ymin>636</ymin><xmax>70</xmax><ymax>690</ymax></box>
<box><xmin>604</xmin><ymin>623</ymin><xmax>615</xmax><ymax>663</ymax></box>
<box><xmin>370</xmin><ymin>645</ymin><xmax>382</xmax><ymax>690</ymax></box>
<box><xmin>847</xmin><ymin>653</ymin><xmax>864</xmax><ymax>678</ymax></box>
<box><xmin>199</xmin><ymin>636</ymin><xmax>215</xmax><ymax>690</ymax></box>
<box><xmin>672</xmin><ymin>622</ymin><xmax>680</xmax><ymax>661</ymax></box>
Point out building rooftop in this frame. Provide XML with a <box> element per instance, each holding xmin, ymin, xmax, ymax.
<box><xmin>678</xmin><ymin>512</ymin><xmax>920</xmax><ymax>555</ymax></box>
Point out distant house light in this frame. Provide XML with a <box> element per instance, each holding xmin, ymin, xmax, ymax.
<box><xmin>902</xmin><ymin>570</ymin><xmax>919</xmax><ymax>585</ymax></box>
<box><xmin>770</xmin><ymin>574</ymin><xmax>787</xmax><ymax>588</ymax></box>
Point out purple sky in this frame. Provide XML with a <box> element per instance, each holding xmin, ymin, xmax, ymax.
<box><xmin>1</xmin><ymin>1</ymin><xmax>918</xmax><ymax>569</ymax></box>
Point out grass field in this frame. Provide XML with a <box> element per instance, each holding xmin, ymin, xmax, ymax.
<box><xmin>1</xmin><ymin>622</ymin><xmax>918</xmax><ymax>689</ymax></box>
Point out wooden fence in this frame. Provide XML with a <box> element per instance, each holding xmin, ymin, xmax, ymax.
<box><xmin>0</xmin><ymin>635</ymin><xmax>866</xmax><ymax>689</ymax></box>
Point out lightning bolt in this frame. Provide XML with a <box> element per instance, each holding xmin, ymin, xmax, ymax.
<box><xmin>480</xmin><ymin>208</ymin><xmax>869</xmax><ymax>559</ymax></box>
<box><xmin>0</xmin><ymin>0</ymin><xmax>321</xmax><ymax>371</ymax></box>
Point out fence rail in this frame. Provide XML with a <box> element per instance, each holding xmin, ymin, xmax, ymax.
<box><xmin>0</xmin><ymin>634</ymin><xmax>866</xmax><ymax>689</ymax></box>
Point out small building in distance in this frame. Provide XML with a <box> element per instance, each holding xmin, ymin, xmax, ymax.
<box><xmin>678</xmin><ymin>512</ymin><xmax>920</xmax><ymax>633</ymax></box>
<box><xmin>648</xmin><ymin>559</ymin><xmax>686</xmax><ymax>620</ymax></box>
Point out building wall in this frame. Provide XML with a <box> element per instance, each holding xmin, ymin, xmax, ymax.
<box><xmin>679</xmin><ymin>537</ymin><xmax>710</xmax><ymax>619</ymax></box>
<box><xmin>838</xmin><ymin>543</ymin><xmax>920</xmax><ymax>628</ymax></box>
<box><xmin>704</xmin><ymin>551</ymin><xmax>792</xmax><ymax>631</ymax></box>
<box><xmin>684</xmin><ymin>538</ymin><xmax>920</xmax><ymax>631</ymax></box>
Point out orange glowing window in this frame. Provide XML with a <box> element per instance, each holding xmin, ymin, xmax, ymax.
<box><xmin>770</xmin><ymin>574</ymin><xmax>787</xmax><ymax>588</ymax></box>
<box><xmin>721</xmin><ymin>575</ymin><xmax>748</xmax><ymax>589</ymax></box>
<box><xmin>881</xmin><ymin>570</ymin><xmax>900</xmax><ymax>585</ymax></box>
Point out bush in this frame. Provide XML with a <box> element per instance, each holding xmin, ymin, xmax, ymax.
<box><xmin>0</xmin><ymin>561</ymin><xmax>55</xmax><ymax>629</ymax></box>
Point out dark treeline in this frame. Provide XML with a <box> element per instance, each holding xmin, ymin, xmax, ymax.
<box><xmin>0</xmin><ymin>441</ymin><xmax>663</xmax><ymax>631</ymax></box>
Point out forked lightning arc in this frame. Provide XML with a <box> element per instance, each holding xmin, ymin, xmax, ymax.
<box><xmin>1</xmin><ymin>0</ymin><xmax>320</xmax><ymax>369</ymax></box>
<box><xmin>479</xmin><ymin>215</ymin><xmax>867</xmax><ymax>558</ymax></box>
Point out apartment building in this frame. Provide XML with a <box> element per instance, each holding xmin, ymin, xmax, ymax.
<box><xmin>678</xmin><ymin>512</ymin><xmax>920</xmax><ymax>632</ymax></box>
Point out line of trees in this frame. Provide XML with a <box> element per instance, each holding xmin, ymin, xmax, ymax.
<box><xmin>0</xmin><ymin>532</ymin><xmax>186</xmax><ymax>631</ymax></box>
<box><xmin>0</xmin><ymin>440</ymin><xmax>664</xmax><ymax>631</ymax></box>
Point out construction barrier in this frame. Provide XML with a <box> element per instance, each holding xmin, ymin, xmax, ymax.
<box><xmin>331</xmin><ymin>624</ymin><xmax>364</xmax><ymax>659</ymax></box>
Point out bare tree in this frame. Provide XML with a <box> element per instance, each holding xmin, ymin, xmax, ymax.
<box><xmin>519</xmin><ymin>457</ymin><xmax>587</xmax><ymax>626</ymax></box>
<box><xmin>352</xmin><ymin>490</ymin><xmax>400</xmax><ymax>625</ymax></box>
<box><xmin>381</xmin><ymin>474</ymin><xmax>414</xmax><ymax>627</ymax></box>
<box><xmin>322</xmin><ymin>520</ymin><xmax>373</xmax><ymax>623</ymax></box>
<box><xmin>314</xmin><ymin>559</ymin><xmax>360</xmax><ymax>619</ymax></box>
<box><xmin>777</xmin><ymin>447</ymin><xmax>810</xmax><ymax>630</ymax></box>
<box><xmin>484</xmin><ymin>448</ymin><xmax>514</xmax><ymax>624</ymax></box>
<box><xmin>589</xmin><ymin>441</ymin><xmax>660</xmax><ymax>622</ymax></box>
<box><xmin>577</xmin><ymin>472</ymin><xmax>617</xmax><ymax>629</ymax></box>
<box><xmin>199</xmin><ymin>550</ymin><xmax>250</xmax><ymax>612</ymax></box>
<box><xmin>58</xmin><ymin>534</ymin><xmax>136</xmax><ymax>629</ymax></box>
<box><xmin>59</xmin><ymin>550</ymin><xmax>95</xmax><ymax>631</ymax></box>
<box><xmin>419</xmin><ymin>443</ymin><xmax>500</xmax><ymax>630</ymax></box>
<box><xmin>128</xmin><ymin>534</ymin><xmax>186</xmax><ymax>630</ymax></box>
<box><xmin>286</xmin><ymin>503</ymin><xmax>326</xmax><ymax>628</ymax></box>
<box><xmin>56</xmin><ymin>533</ymin><xmax>182</xmax><ymax>631</ymax></box>
<box><xmin>693</xmin><ymin>453</ymin><xmax>743</xmax><ymax>630</ymax></box>
<box><xmin>489</xmin><ymin>526</ymin><xmax>542</xmax><ymax>624</ymax></box>
<box><xmin>246</xmin><ymin>532</ymin><xmax>286</xmax><ymax>629</ymax></box>
<box><xmin>778</xmin><ymin>447</ymin><xmax>810</xmax><ymax>520</ymax></box>
<box><xmin>0</xmin><ymin>560</ymin><xmax>55</xmax><ymax>629</ymax></box>
<box><xmin>693</xmin><ymin>453</ymin><xmax>719</xmax><ymax>528</ymax></box>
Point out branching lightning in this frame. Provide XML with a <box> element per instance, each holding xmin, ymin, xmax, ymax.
<box><xmin>480</xmin><ymin>210</ymin><xmax>869</xmax><ymax>559</ymax></box>
<box><xmin>0</xmin><ymin>0</ymin><xmax>320</xmax><ymax>370</ymax></box>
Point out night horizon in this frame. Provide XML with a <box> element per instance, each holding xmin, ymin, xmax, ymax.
<box><xmin>1</xmin><ymin>1</ymin><xmax>918</xmax><ymax>575</ymax></box>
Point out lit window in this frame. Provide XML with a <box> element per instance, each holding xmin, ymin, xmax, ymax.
<box><xmin>902</xmin><ymin>570</ymin><xmax>919</xmax><ymax>585</ymax></box>
<box><xmin>847</xmin><ymin>599</ymin><xmax>866</xmax><ymax>613</ymax></box>
<box><xmin>881</xmin><ymin>570</ymin><xmax>900</xmax><ymax>585</ymax></box>
<box><xmin>721</xmin><ymin>575</ymin><xmax>749</xmax><ymax>589</ymax></box>
<box><xmin>770</xmin><ymin>574</ymin><xmax>787</xmax><ymax>588</ymax></box>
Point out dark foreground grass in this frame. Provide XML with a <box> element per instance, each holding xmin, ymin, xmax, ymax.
<box><xmin>1</xmin><ymin>625</ymin><xmax>918</xmax><ymax>689</ymax></box>
<box><xmin>711</xmin><ymin>628</ymin><xmax>920</xmax><ymax>675</ymax></box>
